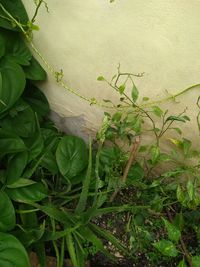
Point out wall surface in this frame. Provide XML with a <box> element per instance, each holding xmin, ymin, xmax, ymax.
<box><xmin>22</xmin><ymin>0</ymin><xmax>200</xmax><ymax>143</ymax></box>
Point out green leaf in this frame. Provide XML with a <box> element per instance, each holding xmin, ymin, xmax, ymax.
<box><xmin>0</xmin><ymin>59</ymin><xmax>26</xmax><ymax>113</ymax></box>
<box><xmin>6</xmin><ymin>151</ymin><xmax>28</xmax><ymax>185</ymax></box>
<box><xmin>23</xmin><ymin>57</ymin><xmax>46</xmax><ymax>81</ymax></box>
<box><xmin>0</xmin><ymin>129</ymin><xmax>26</xmax><ymax>155</ymax></box>
<box><xmin>177</xmin><ymin>259</ymin><xmax>187</xmax><ymax>267</ymax></box>
<box><xmin>162</xmin><ymin>218</ymin><xmax>181</xmax><ymax>242</ymax></box>
<box><xmin>119</xmin><ymin>84</ymin><xmax>125</xmax><ymax>94</ymax></box>
<box><xmin>75</xmin><ymin>140</ymin><xmax>92</xmax><ymax>213</ymax></box>
<box><xmin>24</xmin><ymin>133</ymin><xmax>44</xmax><ymax>162</ymax></box>
<box><xmin>153</xmin><ymin>239</ymin><xmax>178</xmax><ymax>257</ymax></box>
<box><xmin>192</xmin><ymin>256</ymin><xmax>200</xmax><ymax>267</ymax></box>
<box><xmin>0</xmin><ymin>0</ymin><xmax>29</xmax><ymax>31</ymax></box>
<box><xmin>142</xmin><ymin>97</ymin><xmax>149</xmax><ymax>101</ymax></box>
<box><xmin>131</xmin><ymin>83</ymin><xmax>139</xmax><ymax>102</ymax></box>
<box><xmin>187</xmin><ymin>180</ymin><xmax>194</xmax><ymax>201</ymax></box>
<box><xmin>23</xmin><ymin>85</ymin><xmax>50</xmax><ymax>118</ymax></box>
<box><xmin>97</xmin><ymin>76</ymin><xmax>105</xmax><ymax>81</ymax></box>
<box><xmin>1</xmin><ymin>100</ymin><xmax>36</xmax><ymax>137</ymax></box>
<box><xmin>6</xmin><ymin>178</ymin><xmax>36</xmax><ymax>189</ymax></box>
<box><xmin>152</xmin><ymin>106</ymin><xmax>163</xmax><ymax>117</ymax></box>
<box><xmin>0</xmin><ymin>232</ymin><xmax>30</xmax><ymax>267</ymax></box>
<box><xmin>0</xmin><ymin>192</ymin><xmax>15</xmax><ymax>232</ymax></box>
<box><xmin>6</xmin><ymin>182</ymin><xmax>47</xmax><ymax>202</ymax></box>
<box><xmin>56</xmin><ymin>136</ymin><xmax>88</xmax><ymax>178</ymax></box>
<box><xmin>0</xmin><ymin>34</ymin><xmax>5</xmax><ymax>59</ymax></box>
<box><xmin>165</xmin><ymin>116</ymin><xmax>186</xmax><ymax>123</ymax></box>
<box><xmin>182</xmin><ymin>138</ymin><xmax>191</xmax><ymax>156</ymax></box>
<box><xmin>66</xmin><ymin>233</ymin><xmax>78</xmax><ymax>267</ymax></box>
<box><xmin>89</xmin><ymin>223</ymin><xmax>128</xmax><ymax>256</ymax></box>
<box><xmin>177</xmin><ymin>185</ymin><xmax>185</xmax><ymax>203</ymax></box>
<box><xmin>5</xmin><ymin>35</ymin><xmax>32</xmax><ymax>66</ymax></box>
<box><xmin>171</xmin><ymin>127</ymin><xmax>182</xmax><ymax>135</ymax></box>
<box><xmin>150</xmin><ymin>145</ymin><xmax>160</xmax><ymax>164</ymax></box>
<box><xmin>127</xmin><ymin>162</ymin><xmax>144</xmax><ymax>183</ymax></box>
<box><xmin>41</xmin><ymin>151</ymin><xmax>59</xmax><ymax>175</ymax></box>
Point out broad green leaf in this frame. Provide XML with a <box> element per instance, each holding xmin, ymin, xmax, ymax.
<box><xmin>0</xmin><ymin>34</ymin><xmax>5</xmax><ymax>58</ymax></box>
<box><xmin>153</xmin><ymin>239</ymin><xmax>178</xmax><ymax>257</ymax></box>
<box><xmin>177</xmin><ymin>259</ymin><xmax>187</xmax><ymax>267</ymax></box>
<box><xmin>6</xmin><ymin>178</ymin><xmax>36</xmax><ymax>189</ymax></box>
<box><xmin>6</xmin><ymin>35</ymin><xmax>31</xmax><ymax>65</ymax></box>
<box><xmin>0</xmin><ymin>0</ymin><xmax>29</xmax><ymax>31</ymax></box>
<box><xmin>162</xmin><ymin>218</ymin><xmax>181</xmax><ymax>242</ymax></box>
<box><xmin>0</xmin><ymin>59</ymin><xmax>26</xmax><ymax>113</ymax></box>
<box><xmin>0</xmin><ymin>129</ymin><xmax>26</xmax><ymax>155</ymax></box>
<box><xmin>23</xmin><ymin>85</ymin><xmax>50</xmax><ymax>118</ymax></box>
<box><xmin>152</xmin><ymin>106</ymin><xmax>163</xmax><ymax>117</ymax></box>
<box><xmin>0</xmin><ymin>232</ymin><xmax>30</xmax><ymax>267</ymax></box>
<box><xmin>0</xmin><ymin>192</ymin><xmax>15</xmax><ymax>232</ymax></box>
<box><xmin>24</xmin><ymin>133</ymin><xmax>44</xmax><ymax>162</ymax></box>
<box><xmin>23</xmin><ymin>57</ymin><xmax>46</xmax><ymax>80</ymax></box>
<box><xmin>192</xmin><ymin>256</ymin><xmax>200</xmax><ymax>267</ymax></box>
<box><xmin>112</xmin><ymin>112</ymin><xmax>122</xmax><ymax>122</ymax></box>
<box><xmin>6</xmin><ymin>151</ymin><xmax>28</xmax><ymax>185</ymax></box>
<box><xmin>131</xmin><ymin>83</ymin><xmax>139</xmax><ymax>102</ymax></box>
<box><xmin>56</xmin><ymin>136</ymin><xmax>88</xmax><ymax>178</ymax></box>
<box><xmin>6</xmin><ymin>182</ymin><xmax>47</xmax><ymax>202</ymax></box>
<box><xmin>13</xmin><ymin>227</ymin><xmax>45</xmax><ymax>247</ymax></box>
<box><xmin>1</xmin><ymin>100</ymin><xmax>36</xmax><ymax>137</ymax></box>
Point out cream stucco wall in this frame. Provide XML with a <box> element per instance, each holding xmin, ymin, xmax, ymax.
<box><xmin>22</xmin><ymin>0</ymin><xmax>200</xmax><ymax>143</ymax></box>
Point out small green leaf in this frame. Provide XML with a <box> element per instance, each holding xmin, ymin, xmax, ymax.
<box><xmin>153</xmin><ymin>239</ymin><xmax>178</xmax><ymax>257</ymax></box>
<box><xmin>192</xmin><ymin>256</ymin><xmax>200</xmax><ymax>267</ymax></box>
<box><xmin>187</xmin><ymin>180</ymin><xmax>194</xmax><ymax>201</ymax></box>
<box><xmin>165</xmin><ymin>116</ymin><xmax>186</xmax><ymax>123</ymax></box>
<box><xmin>177</xmin><ymin>185</ymin><xmax>185</xmax><ymax>203</ymax></box>
<box><xmin>128</xmin><ymin>162</ymin><xmax>144</xmax><ymax>183</ymax></box>
<box><xmin>152</xmin><ymin>106</ymin><xmax>163</xmax><ymax>117</ymax></box>
<box><xmin>171</xmin><ymin>127</ymin><xmax>182</xmax><ymax>135</ymax></box>
<box><xmin>131</xmin><ymin>84</ymin><xmax>139</xmax><ymax>102</ymax></box>
<box><xmin>97</xmin><ymin>76</ymin><xmax>105</xmax><ymax>81</ymax></box>
<box><xmin>177</xmin><ymin>259</ymin><xmax>187</xmax><ymax>267</ymax></box>
<box><xmin>119</xmin><ymin>84</ymin><xmax>125</xmax><ymax>94</ymax></box>
<box><xmin>142</xmin><ymin>97</ymin><xmax>149</xmax><ymax>101</ymax></box>
<box><xmin>150</xmin><ymin>145</ymin><xmax>160</xmax><ymax>164</ymax></box>
<box><xmin>162</xmin><ymin>218</ymin><xmax>181</xmax><ymax>242</ymax></box>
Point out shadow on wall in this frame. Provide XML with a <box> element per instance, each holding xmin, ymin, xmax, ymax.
<box><xmin>50</xmin><ymin>111</ymin><xmax>97</xmax><ymax>142</ymax></box>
